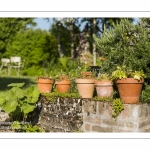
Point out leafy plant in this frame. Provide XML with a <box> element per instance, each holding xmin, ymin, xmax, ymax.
<box><xmin>140</xmin><ymin>83</ymin><xmax>150</xmax><ymax>103</ymax></box>
<box><xmin>111</xmin><ymin>66</ymin><xmax>146</xmax><ymax>81</ymax></box>
<box><xmin>96</xmin><ymin>73</ymin><xmax>111</xmax><ymax>81</ymax></box>
<box><xmin>93</xmin><ymin>18</ymin><xmax>150</xmax><ymax>79</ymax></box>
<box><xmin>112</xmin><ymin>98</ymin><xmax>124</xmax><ymax>120</ymax></box>
<box><xmin>72</xmin><ymin>63</ymin><xmax>94</xmax><ymax>79</ymax></box>
<box><xmin>11</xmin><ymin>121</ymin><xmax>43</xmax><ymax>132</ymax></box>
<box><xmin>58</xmin><ymin>56</ymin><xmax>69</xmax><ymax>72</ymax></box>
<box><xmin>0</xmin><ymin>82</ymin><xmax>40</xmax><ymax>121</ymax></box>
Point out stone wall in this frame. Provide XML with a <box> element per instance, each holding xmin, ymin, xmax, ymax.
<box><xmin>38</xmin><ymin>96</ymin><xmax>83</xmax><ymax>132</ymax></box>
<box><xmin>1</xmin><ymin>96</ymin><xmax>150</xmax><ymax>132</ymax></box>
<box><xmin>82</xmin><ymin>99</ymin><xmax>150</xmax><ymax>132</ymax></box>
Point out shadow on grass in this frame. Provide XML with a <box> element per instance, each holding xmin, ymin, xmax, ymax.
<box><xmin>0</xmin><ymin>76</ymin><xmax>37</xmax><ymax>91</ymax></box>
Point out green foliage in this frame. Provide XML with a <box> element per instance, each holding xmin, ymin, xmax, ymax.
<box><xmin>6</xmin><ymin>28</ymin><xmax>58</xmax><ymax>76</ymax></box>
<box><xmin>42</xmin><ymin>92</ymin><xmax>80</xmax><ymax>102</ymax></box>
<box><xmin>68</xmin><ymin>62</ymin><xmax>94</xmax><ymax>79</ymax></box>
<box><xmin>140</xmin><ymin>83</ymin><xmax>150</xmax><ymax>103</ymax></box>
<box><xmin>0</xmin><ymin>18</ymin><xmax>36</xmax><ymax>58</ymax></box>
<box><xmin>51</xmin><ymin>18</ymin><xmax>81</xmax><ymax>57</ymax></box>
<box><xmin>111</xmin><ymin>66</ymin><xmax>146</xmax><ymax>81</ymax></box>
<box><xmin>93</xmin><ymin>96</ymin><xmax>112</xmax><ymax>102</ymax></box>
<box><xmin>96</xmin><ymin>73</ymin><xmax>111</xmax><ymax>81</ymax></box>
<box><xmin>93</xmin><ymin>18</ymin><xmax>150</xmax><ymax>79</ymax></box>
<box><xmin>58</xmin><ymin>57</ymin><xmax>69</xmax><ymax>72</ymax></box>
<box><xmin>112</xmin><ymin>98</ymin><xmax>124</xmax><ymax>120</ymax></box>
<box><xmin>11</xmin><ymin>121</ymin><xmax>21</xmax><ymax>130</ymax></box>
<box><xmin>11</xmin><ymin>121</ymin><xmax>43</xmax><ymax>132</ymax></box>
<box><xmin>0</xmin><ymin>82</ymin><xmax>40</xmax><ymax>121</ymax></box>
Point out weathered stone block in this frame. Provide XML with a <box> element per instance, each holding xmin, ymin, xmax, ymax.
<box><xmin>113</xmin><ymin>128</ymin><xmax>132</xmax><ymax>132</ymax></box>
<box><xmin>82</xmin><ymin>100</ymin><xmax>90</xmax><ymax>113</ymax></box>
<box><xmin>84</xmin><ymin>115</ymin><xmax>101</xmax><ymax>124</ymax></box>
<box><xmin>89</xmin><ymin>101</ymin><xmax>96</xmax><ymax>114</ymax></box>
<box><xmin>125</xmin><ymin>122</ymin><xmax>138</xmax><ymax>129</ymax></box>
<box><xmin>138</xmin><ymin>119</ymin><xmax>150</xmax><ymax>128</ymax></box>
<box><xmin>92</xmin><ymin>126</ymin><xmax>113</xmax><ymax>132</ymax></box>
<box><xmin>84</xmin><ymin>124</ymin><xmax>91</xmax><ymax>131</ymax></box>
<box><xmin>103</xmin><ymin>119</ymin><xmax>125</xmax><ymax>127</ymax></box>
<box><xmin>97</xmin><ymin>101</ymin><xmax>105</xmax><ymax>115</ymax></box>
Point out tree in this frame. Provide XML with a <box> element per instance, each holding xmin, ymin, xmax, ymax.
<box><xmin>6</xmin><ymin>28</ymin><xmax>58</xmax><ymax>76</ymax></box>
<box><xmin>0</xmin><ymin>18</ymin><xmax>36</xmax><ymax>58</ymax></box>
<box><xmin>93</xmin><ymin>19</ymin><xmax>150</xmax><ymax>79</ymax></box>
<box><xmin>50</xmin><ymin>18</ymin><xmax>81</xmax><ymax>58</ymax></box>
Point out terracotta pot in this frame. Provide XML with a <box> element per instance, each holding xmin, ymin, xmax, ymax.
<box><xmin>95</xmin><ymin>80</ymin><xmax>113</xmax><ymax>98</ymax></box>
<box><xmin>115</xmin><ymin>78</ymin><xmax>144</xmax><ymax>104</ymax></box>
<box><xmin>55</xmin><ymin>80</ymin><xmax>71</xmax><ymax>93</ymax></box>
<box><xmin>75</xmin><ymin>78</ymin><xmax>95</xmax><ymax>98</ymax></box>
<box><xmin>37</xmin><ymin>78</ymin><xmax>54</xmax><ymax>93</ymax></box>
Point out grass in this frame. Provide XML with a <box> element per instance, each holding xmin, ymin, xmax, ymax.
<box><xmin>0</xmin><ymin>75</ymin><xmax>37</xmax><ymax>92</ymax></box>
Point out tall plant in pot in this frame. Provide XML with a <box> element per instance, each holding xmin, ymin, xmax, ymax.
<box><xmin>111</xmin><ymin>66</ymin><xmax>146</xmax><ymax>104</ymax></box>
<box><xmin>93</xmin><ymin>18</ymin><xmax>150</xmax><ymax>103</ymax></box>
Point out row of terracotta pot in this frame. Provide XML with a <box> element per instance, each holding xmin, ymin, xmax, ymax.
<box><xmin>36</xmin><ymin>78</ymin><xmax>71</xmax><ymax>93</ymax></box>
<box><xmin>36</xmin><ymin>77</ymin><xmax>144</xmax><ymax>104</ymax></box>
<box><xmin>36</xmin><ymin>77</ymin><xmax>113</xmax><ymax>98</ymax></box>
<box><xmin>76</xmin><ymin>77</ymin><xmax>144</xmax><ymax>104</ymax></box>
<box><xmin>76</xmin><ymin>78</ymin><xmax>113</xmax><ymax>99</ymax></box>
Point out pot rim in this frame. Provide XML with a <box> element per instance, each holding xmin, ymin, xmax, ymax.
<box><xmin>55</xmin><ymin>80</ymin><xmax>71</xmax><ymax>84</ymax></box>
<box><xmin>75</xmin><ymin>78</ymin><xmax>95</xmax><ymax>84</ymax></box>
<box><xmin>115</xmin><ymin>77</ymin><xmax>144</xmax><ymax>84</ymax></box>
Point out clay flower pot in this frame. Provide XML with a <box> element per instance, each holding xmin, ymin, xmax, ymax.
<box><xmin>55</xmin><ymin>80</ymin><xmax>71</xmax><ymax>93</ymax></box>
<box><xmin>75</xmin><ymin>78</ymin><xmax>95</xmax><ymax>98</ymax></box>
<box><xmin>115</xmin><ymin>78</ymin><xmax>144</xmax><ymax>104</ymax></box>
<box><xmin>95</xmin><ymin>80</ymin><xmax>113</xmax><ymax>98</ymax></box>
<box><xmin>37</xmin><ymin>78</ymin><xmax>54</xmax><ymax>93</ymax></box>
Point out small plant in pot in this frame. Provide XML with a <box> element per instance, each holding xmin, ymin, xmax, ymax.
<box><xmin>95</xmin><ymin>73</ymin><xmax>114</xmax><ymax>98</ymax></box>
<box><xmin>112</xmin><ymin>66</ymin><xmax>146</xmax><ymax>104</ymax></box>
<box><xmin>78</xmin><ymin>63</ymin><xmax>94</xmax><ymax>79</ymax></box>
<box><xmin>36</xmin><ymin>71</ymin><xmax>55</xmax><ymax>93</ymax></box>
<box><xmin>75</xmin><ymin>63</ymin><xmax>95</xmax><ymax>98</ymax></box>
<box><xmin>55</xmin><ymin>70</ymin><xmax>71</xmax><ymax>93</ymax></box>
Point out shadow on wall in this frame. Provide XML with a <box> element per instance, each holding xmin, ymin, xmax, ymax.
<box><xmin>0</xmin><ymin>77</ymin><xmax>36</xmax><ymax>91</ymax></box>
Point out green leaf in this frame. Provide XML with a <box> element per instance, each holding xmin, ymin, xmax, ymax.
<box><xmin>2</xmin><ymin>100</ymin><xmax>18</xmax><ymax>113</ymax></box>
<box><xmin>32</xmin><ymin>86</ymin><xmax>40</xmax><ymax>97</ymax></box>
<box><xmin>26</xmin><ymin>85</ymin><xmax>40</xmax><ymax>103</ymax></box>
<box><xmin>11</xmin><ymin>106</ymin><xmax>22</xmax><ymax>116</ymax></box>
<box><xmin>21</xmin><ymin>103</ymin><xmax>35</xmax><ymax>114</ymax></box>
<box><xmin>27</xmin><ymin>97</ymin><xmax>39</xmax><ymax>104</ymax></box>
<box><xmin>11</xmin><ymin>121</ymin><xmax>21</xmax><ymax>130</ymax></box>
<box><xmin>0</xmin><ymin>95</ymin><xmax>5</xmax><ymax>106</ymax></box>
<box><xmin>26</xmin><ymin>86</ymin><xmax>35</xmax><ymax>97</ymax></box>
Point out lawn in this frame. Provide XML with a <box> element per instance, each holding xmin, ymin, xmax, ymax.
<box><xmin>0</xmin><ymin>75</ymin><xmax>37</xmax><ymax>92</ymax></box>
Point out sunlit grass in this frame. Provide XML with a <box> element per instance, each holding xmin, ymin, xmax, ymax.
<box><xmin>0</xmin><ymin>75</ymin><xmax>37</xmax><ymax>93</ymax></box>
